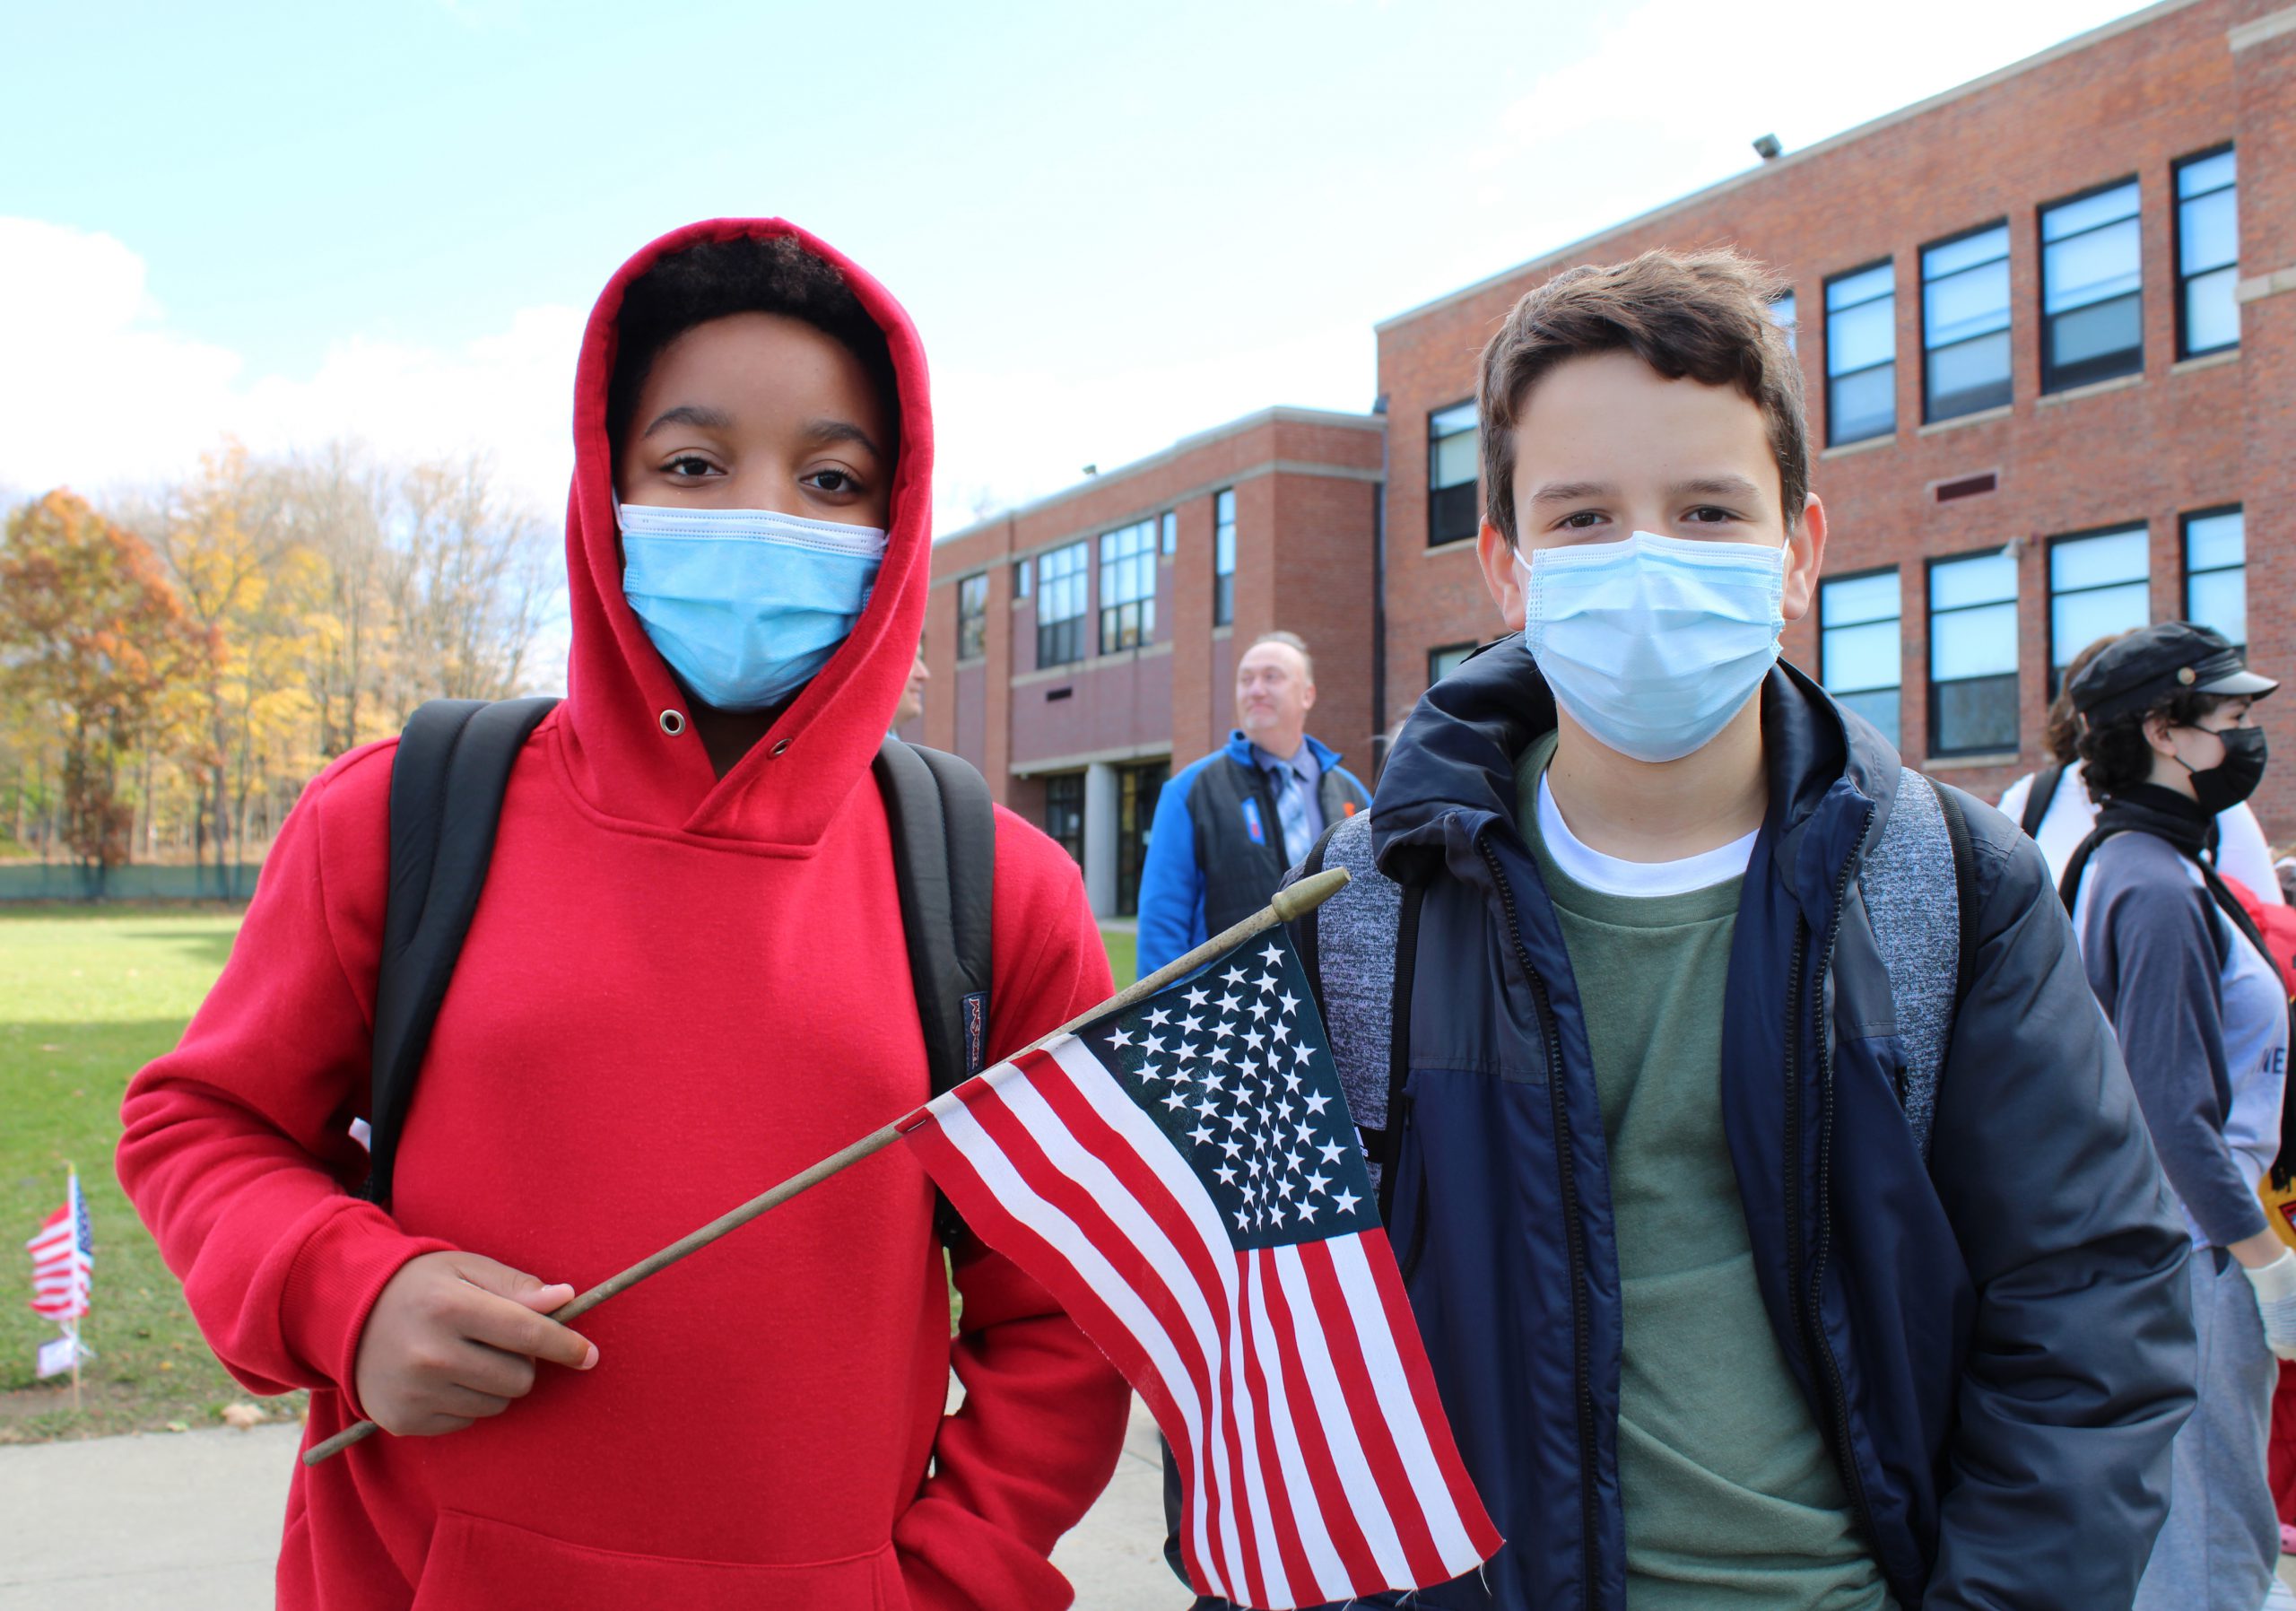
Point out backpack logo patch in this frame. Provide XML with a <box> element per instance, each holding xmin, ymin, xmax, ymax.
<box><xmin>961</xmin><ymin>990</ymin><xmax>989</xmax><ymax>1076</ymax></box>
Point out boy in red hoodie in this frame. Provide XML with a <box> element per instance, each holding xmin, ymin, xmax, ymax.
<box><xmin>117</xmin><ymin>220</ymin><xmax>1130</xmax><ymax>1609</ymax></box>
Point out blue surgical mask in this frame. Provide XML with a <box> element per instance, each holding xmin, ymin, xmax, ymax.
<box><xmin>618</xmin><ymin>503</ymin><xmax>887</xmax><ymax>713</ymax></box>
<box><xmin>1515</xmin><ymin>530</ymin><xmax>1787</xmax><ymax>763</ymax></box>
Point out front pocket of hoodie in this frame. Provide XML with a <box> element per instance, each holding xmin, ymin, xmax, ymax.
<box><xmin>411</xmin><ymin>1510</ymin><xmax>908</xmax><ymax>1611</ymax></box>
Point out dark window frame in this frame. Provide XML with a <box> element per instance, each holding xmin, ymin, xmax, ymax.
<box><xmin>1113</xmin><ymin>759</ymin><xmax>1170</xmax><ymax>918</ymax></box>
<box><xmin>1918</xmin><ymin>221</ymin><xmax>2013</xmax><ymax>424</ymax></box>
<box><xmin>1035</xmin><ymin>540</ymin><xmax>1090</xmax><ymax>668</ymax></box>
<box><xmin>1823</xmin><ymin>258</ymin><xmax>1897</xmax><ymax>447</ymax></box>
<box><xmin>1012</xmin><ymin>557</ymin><xmax>1031</xmax><ymax>599</ymax></box>
<box><xmin>955</xmin><ymin>571</ymin><xmax>988</xmax><ymax>661</ymax></box>
<box><xmin>1043</xmin><ymin>772</ymin><xmax>1085</xmax><ymax>869</ymax></box>
<box><xmin>2173</xmin><ymin>144</ymin><xmax>2239</xmax><ymax>361</ymax></box>
<box><xmin>1926</xmin><ymin>545</ymin><xmax>2022</xmax><ymax>759</ymax></box>
<box><xmin>1427</xmin><ymin>641</ymin><xmax>1477</xmax><ymax>686</ymax></box>
<box><xmin>2043</xmin><ymin>520</ymin><xmax>2151</xmax><ymax>695</ymax></box>
<box><xmin>1098</xmin><ymin>518</ymin><xmax>1158</xmax><ymax>655</ymax></box>
<box><xmin>2181</xmin><ymin>502</ymin><xmax>2248</xmax><ymax>649</ymax></box>
<box><xmin>1213</xmin><ymin>488</ymin><xmax>1237</xmax><ymax>627</ymax></box>
<box><xmin>1426</xmin><ymin>399</ymin><xmax>1480</xmax><ymax>548</ymax></box>
<box><xmin>2039</xmin><ymin>174</ymin><xmax>2144</xmax><ymax>394</ymax></box>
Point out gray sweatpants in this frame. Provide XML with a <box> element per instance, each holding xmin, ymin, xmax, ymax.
<box><xmin>2135</xmin><ymin>1252</ymin><xmax>2283</xmax><ymax>1611</ymax></box>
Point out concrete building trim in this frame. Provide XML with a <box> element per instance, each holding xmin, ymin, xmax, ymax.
<box><xmin>1010</xmin><ymin>741</ymin><xmax>1172</xmax><ymax>778</ymax></box>
<box><xmin>2230</xmin><ymin>5</ymin><xmax>2296</xmax><ymax>49</ymax></box>
<box><xmin>2170</xmin><ymin>349</ymin><xmax>2244</xmax><ymax>376</ymax></box>
<box><xmin>932</xmin><ymin>405</ymin><xmax>1384</xmax><ymax>555</ymax></box>
<box><xmin>1011</xmin><ymin>641</ymin><xmax>1174</xmax><ymax>688</ymax></box>
<box><xmin>1917</xmin><ymin>405</ymin><xmax>2014</xmax><ymax>437</ymax></box>
<box><xmin>2034</xmin><ymin>372</ymin><xmax>2147</xmax><ymax>409</ymax></box>
<box><xmin>1371</xmin><ymin>0</ymin><xmax>2204</xmax><ymax>335</ymax></box>
<box><xmin>2237</xmin><ymin>266</ymin><xmax>2296</xmax><ymax>301</ymax></box>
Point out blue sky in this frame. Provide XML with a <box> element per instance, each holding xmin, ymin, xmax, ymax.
<box><xmin>4</xmin><ymin>0</ymin><xmax>2153</xmax><ymax>536</ymax></box>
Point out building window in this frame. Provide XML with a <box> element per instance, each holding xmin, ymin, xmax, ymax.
<box><xmin>1921</xmin><ymin>223</ymin><xmax>2012</xmax><ymax>422</ymax></box>
<box><xmin>1427</xmin><ymin>400</ymin><xmax>1479</xmax><ymax>546</ymax></box>
<box><xmin>1099</xmin><ymin>518</ymin><xmax>1157</xmax><ymax>653</ymax></box>
<box><xmin>2176</xmin><ymin>147</ymin><xmax>2239</xmax><ymax>358</ymax></box>
<box><xmin>1013</xmin><ymin>557</ymin><xmax>1031</xmax><ymax>598</ymax></box>
<box><xmin>1213</xmin><ymin>489</ymin><xmax>1237</xmax><ymax>626</ymax></box>
<box><xmin>1825</xmin><ymin>261</ymin><xmax>1895</xmax><ymax>445</ymax></box>
<box><xmin>1928</xmin><ymin>549</ymin><xmax>2020</xmax><ymax>757</ymax></box>
<box><xmin>1770</xmin><ymin>290</ymin><xmax>1797</xmax><ymax>353</ymax></box>
<box><xmin>2041</xmin><ymin>178</ymin><xmax>2142</xmax><ymax>392</ymax></box>
<box><xmin>1160</xmin><ymin>509</ymin><xmax>1178</xmax><ymax>556</ymax></box>
<box><xmin>1043</xmin><ymin>773</ymin><xmax>1084</xmax><ymax>869</ymax></box>
<box><xmin>1428</xmin><ymin>642</ymin><xmax>1476</xmax><ymax>684</ymax></box>
<box><xmin>2048</xmin><ymin>525</ymin><xmax>2150</xmax><ymax>692</ymax></box>
<box><xmin>956</xmin><ymin>572</ymin><xmax>988</xmax><ymax>661</ymax></box>
<box><xmin>2185</xmin><ymin>506</ymin><xmax>2246</xmax><ymax>648</ymax></box>
<box><xmin>1819</xmin><ymin>570</ymin><xmax>1902</xmax><ymax>747</ymax></box>
<box><xmin>1036</xmin><ymin>541</ymin><xmax>1088</xmax><ymax>667</ymax></box>
<box><xmin>1115</xmin><ymin>760</ymin><xmax>1170</xmax><ymax>918</ymax></box>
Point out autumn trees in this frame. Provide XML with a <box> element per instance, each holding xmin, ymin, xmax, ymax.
<box><xmin>0</xmin><ymin>443</ymin><xmax>553</xmax><ymax>884</ymax></box>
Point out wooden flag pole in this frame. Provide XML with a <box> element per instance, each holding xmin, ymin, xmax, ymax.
<box><xmin>304</xmin><ymin>866</ymin><xmax>1352</xmax><ymax>1467</ymax></box>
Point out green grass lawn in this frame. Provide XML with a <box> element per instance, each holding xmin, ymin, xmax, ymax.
<box><xmin>0</xmin><ymin>906</ymin><xmax>286</xmax><ymax>1441</ymax></box>
<box><xmin>0</xmin><ymin>906</ymin><xmax>1141</xmax><ymax>1441</ymax></box>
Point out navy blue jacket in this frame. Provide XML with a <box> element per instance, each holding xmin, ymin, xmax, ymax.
<box><xmin>1136</xmin><ymin>730</ymin><xmax>1370</xmax><ymax>978</ymax></box>
<box><xmin>1190</xmin><ymin>640</ymin><xmax>2195</xmax><ymax>1609</ymax></box>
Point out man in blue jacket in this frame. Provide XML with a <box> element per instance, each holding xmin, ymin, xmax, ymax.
<box><xmin>1135</xmin><ymin>631</ymin><xmax>1370</xmax><ymax>978</ymax></box>
<box><xmin>1177</xmin><ymin>250</ymin><xmax>2195</xmax><ymax>1608</ymax></box>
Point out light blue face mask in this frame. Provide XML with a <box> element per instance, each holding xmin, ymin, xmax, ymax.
<box><xmin>619</xmin><ymin>503</ymin><xmax>888</xmax><ymax>714</ymax></box>
<box><xmin>1516</xmin><ymin>530</ymin><xmax>1787</xmax><ymax>763</ymax></box>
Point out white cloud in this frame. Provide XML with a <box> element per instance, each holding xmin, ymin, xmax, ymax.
<box><xmin>0</xmin><ymin>217</ymin><xmax>580</xmax><ymax>514</ymax></box>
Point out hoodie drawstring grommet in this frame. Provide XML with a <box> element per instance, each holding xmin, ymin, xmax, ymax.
<box><xmin>658</xmin><ymin>710</ymin><xmax>687</xmax><ymax>736</ymax></box>
<box><xmin>770</xmin><ymin>737</ymin><xmax>792</xmax><ymax>757</ymax></box>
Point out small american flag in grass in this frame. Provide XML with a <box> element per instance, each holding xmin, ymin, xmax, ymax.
<box><xmin>27</xmin><ymin>1171</ymin><xmax>93</xmax><ymax>1323</ymax></box>
<box><xmin>900</xmin><ymin>932</ymin><xmax>1499</xmax><ymax>1610</ymax></box>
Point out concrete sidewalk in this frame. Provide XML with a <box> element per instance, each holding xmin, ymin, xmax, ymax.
<box><xmin>0</xmin><ymin>1397</ymin><xmax>1184</xmax><ymax>1609</ymax></box>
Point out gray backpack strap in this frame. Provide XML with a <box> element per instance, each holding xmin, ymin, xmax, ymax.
<box><xmin>1285</xmin><ymin>812</ymin><xmax>1404</xmax><ymax>1191</ymax></box>
<box><xmin>1859</xmin><ymin>768</ymin><xmax>1979</xmax><ymax>1158</ymax></box>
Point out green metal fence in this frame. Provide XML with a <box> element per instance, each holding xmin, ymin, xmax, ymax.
<box><xmin>0</xmin><ymin>863</ymin><xmax>265</xmax><ymax>901</ymax></box>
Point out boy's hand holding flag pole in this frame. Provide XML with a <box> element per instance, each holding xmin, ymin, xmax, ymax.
<box><xmin>303</xmin><ymin>867</ymin><xmax>1500</xmax><ymax>1603</ymax></box>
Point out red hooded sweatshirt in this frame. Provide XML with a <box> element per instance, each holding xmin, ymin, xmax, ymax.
<box><xmin>117</xmin><ymin>220</ymin><xmax>1129</xmax><ymax>1610</ymax></box>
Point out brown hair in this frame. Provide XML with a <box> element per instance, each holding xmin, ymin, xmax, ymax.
<box><xmin>2045</xmin><ymin>631</ymin><xmax>2134</xmax><ymax>764</ymax></box>
<box><xmin>1476</xmin><ymin>248</ymin><xmax>1806</xmax><ymax>545</ymax></box>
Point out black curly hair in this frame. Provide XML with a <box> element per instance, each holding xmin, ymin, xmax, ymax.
<box><xmin>2075</xmin><ymin>687</ymin><xmax>2233</xmax><ymax>800</ymax></box>
<box><xmin>605</xmin><ymin>235</ymin><xmax>898</xmax><ymax>455</ymax></box>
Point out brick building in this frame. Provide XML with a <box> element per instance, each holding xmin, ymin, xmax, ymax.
<box><xmin>926</xmin><ymin>0</ymin><xmax>2296</xmax><ymax>886</ymax></box>
<box><xmin>915</xmin><ymin>408</ymin><xmax>1382</xmax><ymax>916</ymax></box>
<box><xmin>1378</xmin><ymin>0</ymin><xmax>2296</xmax><ymax>832</ymax></box>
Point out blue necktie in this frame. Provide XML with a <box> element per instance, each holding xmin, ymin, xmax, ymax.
<box><xmin>1270</xmin><ymin>764</ymin><xmax>1311</xmax><ymax>866</ymax></box>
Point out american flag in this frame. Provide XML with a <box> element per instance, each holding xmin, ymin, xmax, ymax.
<box><xmin>27</xmin><ymin>1171</ymin><xmax>94</xmax><ymax>1323</ymax></box>
<box><xmin>900</xmin><ymin>934</ymin><xmax>1500</xmax><ymax>1609</ymax></box>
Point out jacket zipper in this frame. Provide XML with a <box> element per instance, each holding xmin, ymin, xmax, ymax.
<box><xmin>1786</xmin><ymin>820</ymin><xmax>1881</xmax><ymax>1557</ymax></box>
<box><xmin>1476</xmin><ymin>830</ymin><xmax>1600</xmax><ymax>1603</ymax></box>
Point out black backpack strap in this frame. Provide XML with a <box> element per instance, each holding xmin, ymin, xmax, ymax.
<box><xmin>1933</xmin><ymin>781</ymin><xmax>1984</xmax><ymax>1006</ymax></box>
<box><xmin>367</xmin><ymin>695</ymin><xmax>559</xmax><ymax>1209</ymax></box>
<box><xmin>1374</xmin><ymin>880</ymin><xmax>1428</xmax><ymax>1219</ymax></box>
<box><xmin>2020</xmin><ymin>764</ymin><xmax>2062</xmax><ymax>841</ymax></box>
<box><xmin>874</xmin><ymin>739</ymin><xmax>996</xmax><ymax>1096</ymax></box>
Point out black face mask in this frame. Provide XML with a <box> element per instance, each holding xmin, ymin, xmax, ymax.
<box><xmin>2176</xmin><ymin>723</ymin><xmax>2269</xmax><ymax>814</ymax></box>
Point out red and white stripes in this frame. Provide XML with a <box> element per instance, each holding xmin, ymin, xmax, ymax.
<box><xmin>901</xmin><ymin>1036</ymin><xmax>1499</xmax><ymax>1609</ymax></box>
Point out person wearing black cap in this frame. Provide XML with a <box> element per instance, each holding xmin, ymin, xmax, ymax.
<box><xmin>2061</xmin><ymin>621</ymin><xmax>2296</xmax><ymax>1608</ymax></box>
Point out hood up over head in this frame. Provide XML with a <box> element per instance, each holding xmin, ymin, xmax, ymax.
<box><xmin>556</xmin><ymin>218</ymin><xmax>934</xmax><ymax>852</ymax></box>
